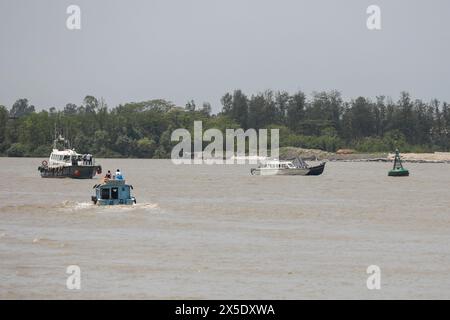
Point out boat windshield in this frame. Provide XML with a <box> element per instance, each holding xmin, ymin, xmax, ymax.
<box><xmin>260</xmin><ymin>162</ymin><xmax>295</xmax><ymax>169</ymax></box>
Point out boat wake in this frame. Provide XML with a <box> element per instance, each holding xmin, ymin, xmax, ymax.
<box><xmin>1</xmin><ymin>201</ymin><xmax>160</xmax><ymax>215</ymax></box>
<box><xmin>60</xmin><ymin>201</ymin><xmax>93</xmax><ymax>211</ymax></box>
<box><xmin>60</xmin><ymin>201</ymin><xmax>159</xmax><ymax>212</ymax></box>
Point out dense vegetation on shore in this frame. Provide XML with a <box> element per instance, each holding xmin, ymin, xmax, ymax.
<box><xmin>1</xmin><ymin>90</ymin><xmax>449</xmax><ymax>158</ymax></box>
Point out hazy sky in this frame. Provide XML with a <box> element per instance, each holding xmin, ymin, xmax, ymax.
<box><xmin>1</xmin><ymin>0</ymin><xmax>449</xmax><ymax>112</ymax></box>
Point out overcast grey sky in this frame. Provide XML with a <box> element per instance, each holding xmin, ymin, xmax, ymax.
<box><xmin>1</xmin><ymin>0</ymin><xmax>449</xmax><ymax>112</ymax></box>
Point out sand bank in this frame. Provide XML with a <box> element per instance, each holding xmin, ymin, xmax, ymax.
<box><xmin>280</xmin><ymin>147</ymin><xmax>450</xmax><ymax>163</ymax></box>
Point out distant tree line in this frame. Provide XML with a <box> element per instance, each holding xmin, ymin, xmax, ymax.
<box><xmin>0</xmin><ymin>90</ymin><xmax>449</xmax><ymax>158</ymax></box>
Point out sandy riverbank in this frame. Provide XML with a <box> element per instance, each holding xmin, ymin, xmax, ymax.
<box><xmin>280</xmin><ymin>147</ymin><xmax>450</xmax><ymax>163</ymax></box>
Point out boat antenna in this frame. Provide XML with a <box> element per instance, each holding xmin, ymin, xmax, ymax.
<box><xmin>68</xmin><ymin>127</ymin><xmax>71</xmax><ymax>149</ymax></box>
<box><xmin>53</xmin><ymin>122</ymin><xmax>57</xmax><ymax>149</ymax></box>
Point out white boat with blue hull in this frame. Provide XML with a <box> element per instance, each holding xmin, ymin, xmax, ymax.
<box><xmin>91</xmin><ymin>179</ymin><xmax>136</xmax><ymax>205</ymax></box>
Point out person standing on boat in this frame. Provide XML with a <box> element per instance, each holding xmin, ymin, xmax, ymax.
<box><xmin>87</xmin><ymin>153</ymin><xmax>92</xmax><ymax>165</ymax></box>
<box><xmin>115</xmin><ymin>169</ymin><xmax>123</xmax><ymax>180</ymax></box>
<box><xmin>82</xmin><ymin>154</ymin><xmax>87</xmax><ymax>165</ymax></box>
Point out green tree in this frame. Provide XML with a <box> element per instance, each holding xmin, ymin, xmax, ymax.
<box><xmin>83</xmin><ymin>95</ymin><xmax>99</xmax><ymax>113</ymax></box>
<box><xmin>185</xmin><ymin>100</ymin><xmax>196</xmax><ymax>112</ymax></box>
<box><xmin>6</xmin><ymin>143</ymin><xmax>28</xmax><ymax>157</ymax></box>
<box><xmin>200</xmin><ymin>102</ymin><xmax>212</xmax><ymax>116</ymax></box>
<box><xmin>221</xmin><ymin>90</ymin><xmax>248</xmax><ymax>129</ymax></box>
<box><xmin>286</xmin><ymin>91</ymin><xmax>306</xmax><ymax>133</ymax></box>
<box><xmin>0</xmin><ymin>105</ymin><xmax>8</xmax><ymax>143</ymax></box>
<box><xmin>9</xmin><ymin>99</ymin><xmax>35</xmax><ymax>118</ymax></box>
<box><xmin>63</xmin><ymin>103</ymin><xmax>78</xmax><ymax>115</ymax></box>
<box><xmin>345</xmin><ymin>97</ymin><xmax>376</xmax><ymax>139</ymax></box>
<box><xmin>136</xmin><ymin>137</ymin><xmax>156</xmax><ymax>158</ymax></box>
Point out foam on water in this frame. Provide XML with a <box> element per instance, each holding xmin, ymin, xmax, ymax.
<box><xmin>97</xmin><ymin>202</ymin><xmax>160</xmax><ymax>213</ymax></box>
<box><xmin>60</xmin><ymin>201</ymin><xmax>159</xmax><ymax>213</ymax></box>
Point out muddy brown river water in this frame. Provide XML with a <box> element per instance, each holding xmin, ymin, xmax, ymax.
<box><xmin>1</xmin><ymin>158</ymin><xmax>449</xmax><ymax>299</ymax></box>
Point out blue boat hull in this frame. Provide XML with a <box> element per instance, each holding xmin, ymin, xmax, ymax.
<box><xmin>93</xmin><ymin>198</ymin><xmax>136</xmax><ymax>206</ymax></box>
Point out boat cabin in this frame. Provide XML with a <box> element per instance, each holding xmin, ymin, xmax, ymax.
<box><xmin>49</xmin><ymin>149</ymin><xmax>79</xmax><ymax>166</ymax></box>
<box><xmin>92</xmin><ymin>179</ymin><xmax>136</xmax><ymax>205</ymax></box>
<box><xmin>46</xmin><ymin>135</ymin><xmax>96</xmax><ymax>167</ymax></box>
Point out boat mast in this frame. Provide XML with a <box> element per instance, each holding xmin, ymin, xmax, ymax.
<box><xmin>53</xmin><ymin>123</ymin><xmax>57</xmax><ymax>149</ymax></box>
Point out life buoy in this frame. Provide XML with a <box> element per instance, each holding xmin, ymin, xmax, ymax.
<box><xmin>42</xmin><ymin>160</ymin><xmax>48</xmax><ymax>167</ymax></box>
<box><xmin>74</xmin><ymin>169</ymin><xmax>81</xmax><ymax>177</ymax></box>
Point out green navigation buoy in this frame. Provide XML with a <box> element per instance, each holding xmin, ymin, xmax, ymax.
<box><xmin>388</xmin><ymin>149</ymin><xmax>409</xmax><ymax>177</ymax></box>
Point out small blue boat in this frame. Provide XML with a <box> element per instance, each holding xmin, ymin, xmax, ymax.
<box><xmin>91</xmin><ymin>179</ymin><xmax>136</xmax><ymax>205</ymax></box>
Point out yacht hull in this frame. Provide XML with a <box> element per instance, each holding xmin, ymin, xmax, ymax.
<box><xmin>251</xmin><ymin>163</ymin><xmax>325</xmax><ymax>176</ymax></box>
